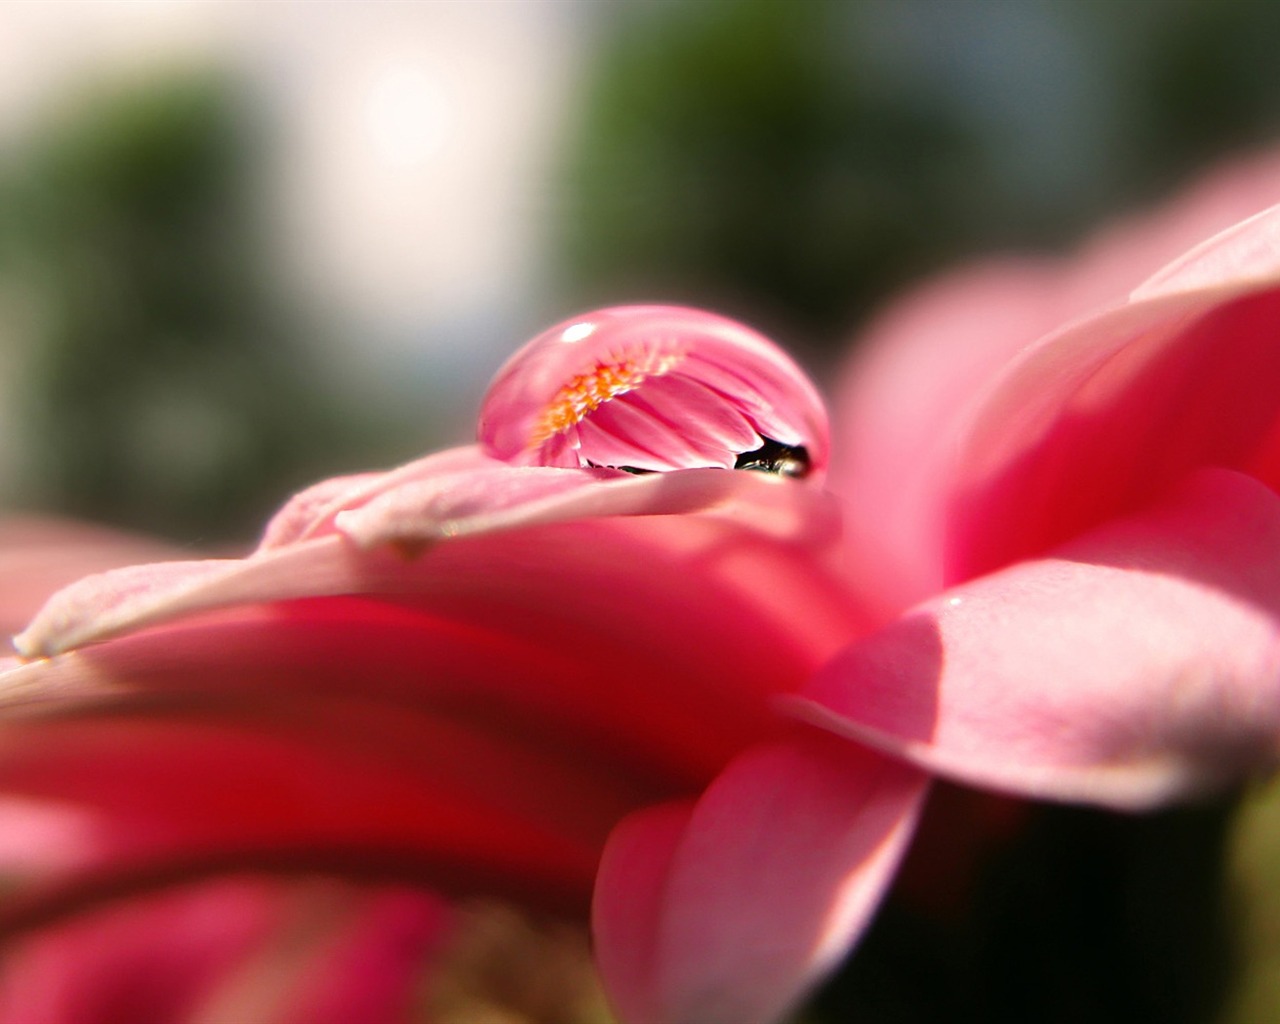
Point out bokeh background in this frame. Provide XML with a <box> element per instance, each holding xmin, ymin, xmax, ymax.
<box><xmin>2</xmin><ymin>1</ymin><xmax>1280</xmax><ymax>1022</ymax></box>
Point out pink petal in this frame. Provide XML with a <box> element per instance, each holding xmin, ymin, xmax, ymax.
<box><xmin>831</xmin><ymin>148</ymin><xmax>1280</xmax><ymax>606</ymax></box>
<box><xmin>335</xmin><ymin>463</ymin><xmax>822</xmax><ymax>548</ymax></box>
<box><xmin>257</xmin><ymin>447</ymin><xmax>495</xmax><ymax>550</ymax></box>
<box><xmin>331</xmin><ymin>462</ymin><xmax>625</xmax><ymax>547</ymax></box>
<box><xmin>590</xmin><ymin>802</ymin><xmax>690</xmax><ymax>1024</ymax></box>
<box><xmin>16</xmin><ymin>465</ymin><xmax>846</xmax><ymax>659</ymax></box>
<box><xmin>2</xmin><ymin>481</ymin><xmax>860</xmax><ymax>796</ymax></box>
<box><xmin>257</xmin><ymin>470</ymin><xmax>396</xmax><ymax>550</ymax></box>
<box><xmin>791</xmin><ymin>468</ymin><xmax>1280</xmax><ymax>810</ymax></box>
<box><xmin>0</xmin><ymin>518</ymin><xmax>184</xmax><ymax>636</ymax></box>
<box><xmin>1131</xmin><ymin>202</ymin><xmax>1280</xmax><ymax>301</ymax></box>
<box><xmin>593</xmin><ymin>732</ymin><xmax>927</xmax><ymax>1024</ymax></box>
<box><xmin>829</xmin><ymin>260</ymin><xmax>1069</xmax><ymax>614</ymax></box>
<box><xmin>12</xmin><ymin>551</ymin><xmax>328</xmax><ymax>659</ymax></box>
<box><xmin>476</xmin><ymin>306</ymin><xmax>828</xmax><ymax>477</ymax></box>
<box><xmin>947</xmin><ymin>278</ymin><xmax>1280</xmax><ymax>580</ymax></box>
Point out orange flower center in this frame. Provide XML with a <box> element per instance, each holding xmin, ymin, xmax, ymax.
<box><xmin>532</xmin><ymin>352</ymin><xmax>680</xmax><ymax>444</ymax></box>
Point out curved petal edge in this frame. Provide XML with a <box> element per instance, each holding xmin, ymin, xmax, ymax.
<box><xmin>592</xmin><ymin>732</ymin><xmax>928</xmax><ymax>1024</ymax></box>
<box><xmin>790</xmin><ymin>468</ymin><xmax>1280</xmax><ymax>810</ymax></box>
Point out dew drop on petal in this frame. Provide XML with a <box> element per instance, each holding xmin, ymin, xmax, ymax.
<box><xmin>476</xmin><ymin>306</ymin><xmax>830</xmax><ymax>480</ymax></box>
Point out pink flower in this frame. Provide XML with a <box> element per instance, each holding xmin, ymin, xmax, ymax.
<box><xmin>0</xmin><ymin>308</ymin><xmax>924</xmax><ymax>1024</ymax></box>
<box><xmin>3</xmin><ymin>155</ymin><xmax>1280</xmax><ymax>1023</ymax></box>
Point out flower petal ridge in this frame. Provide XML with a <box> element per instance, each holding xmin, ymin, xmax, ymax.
<box><xmin>477</xmin><ymin>306</ymin><xmax>830</xmax><ymax>479</ymax></box>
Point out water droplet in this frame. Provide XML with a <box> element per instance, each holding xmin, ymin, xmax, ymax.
<box><xmin>478</xmin><ymin>306</ymin><xmax>829</xmax><ymax>480</ymax></box>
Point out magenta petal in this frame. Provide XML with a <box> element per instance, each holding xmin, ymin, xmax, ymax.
<box><xmin>2</xmin><ymin>594</ymin><xmax>761</xmax><ymax>809</ymax></box>
<box><xmin>592</xmin><ymin>732</ymin><xmax>927</xmax><ymax>1024</ymax></box>
<box><xmin>793</xmin><ymin>468</ymin><xmax>1280</xmax><ymax>810</ymax></box>
<box><xmin>0</xmin><ymin>877</ymin><xmax>449</xmax><ymax>1024</ymax></box>
<box><xmin>0</xmin><ymin>709</ymin><xmax>609</xmax><ymax>917</ymax></box>
<box><xmin>0</xmin><ymin>878</ymin><xmax>283</xmax><ymax>1022</ymax></box>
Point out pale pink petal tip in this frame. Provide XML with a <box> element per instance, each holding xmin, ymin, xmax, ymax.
<box><xmin>1130</xmin><ymin>201</ymin><xmax>1280</xmax><ymax>301</ymax></box>
<box><xmin>477</xmin><ymin>306</ymin><xmax>829</xmax><ymax>480</ymax></box>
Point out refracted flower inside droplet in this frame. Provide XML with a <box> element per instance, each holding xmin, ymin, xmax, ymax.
<box><xmin>476</xmin><ymin>306</ymin><xmax>830</xmax><ymax>480</ymax></box>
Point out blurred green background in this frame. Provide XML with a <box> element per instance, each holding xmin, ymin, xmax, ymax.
<box><xmin>5</xmin><ymin>0</ymin><xmax>1280</xmax><ymax>544</ymax></box>
<box><xmin>558</xmin><ymin>0</ymin><xmax>1280</xmax><ymax>353</ymax></box>
<box><xmin>0</xmin><ymin>74</ymin><xmax>357</xmax><ymax>540</ymax></box>
<box><xmin>2</xmin><ymin>1</ymin><xmax>1280</xmax><ymax>1022</ymax></box>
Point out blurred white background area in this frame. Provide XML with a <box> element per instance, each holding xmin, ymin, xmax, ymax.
<box><xmin>0</xmin><ymin>0</ymin><xmax>592</xmax><ymax>449</ymax></box>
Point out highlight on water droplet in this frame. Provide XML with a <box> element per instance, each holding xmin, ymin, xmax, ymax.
<box><xmin>476</xmin><ymin>306</ymin><xmax>829</xmax><ymax>479</ymax></box>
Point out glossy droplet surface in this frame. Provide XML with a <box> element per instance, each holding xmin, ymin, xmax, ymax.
<box><xmin>477</xmin><ymin>306</ymin><xmax>829</xmax><ymax>480</ymax></box>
